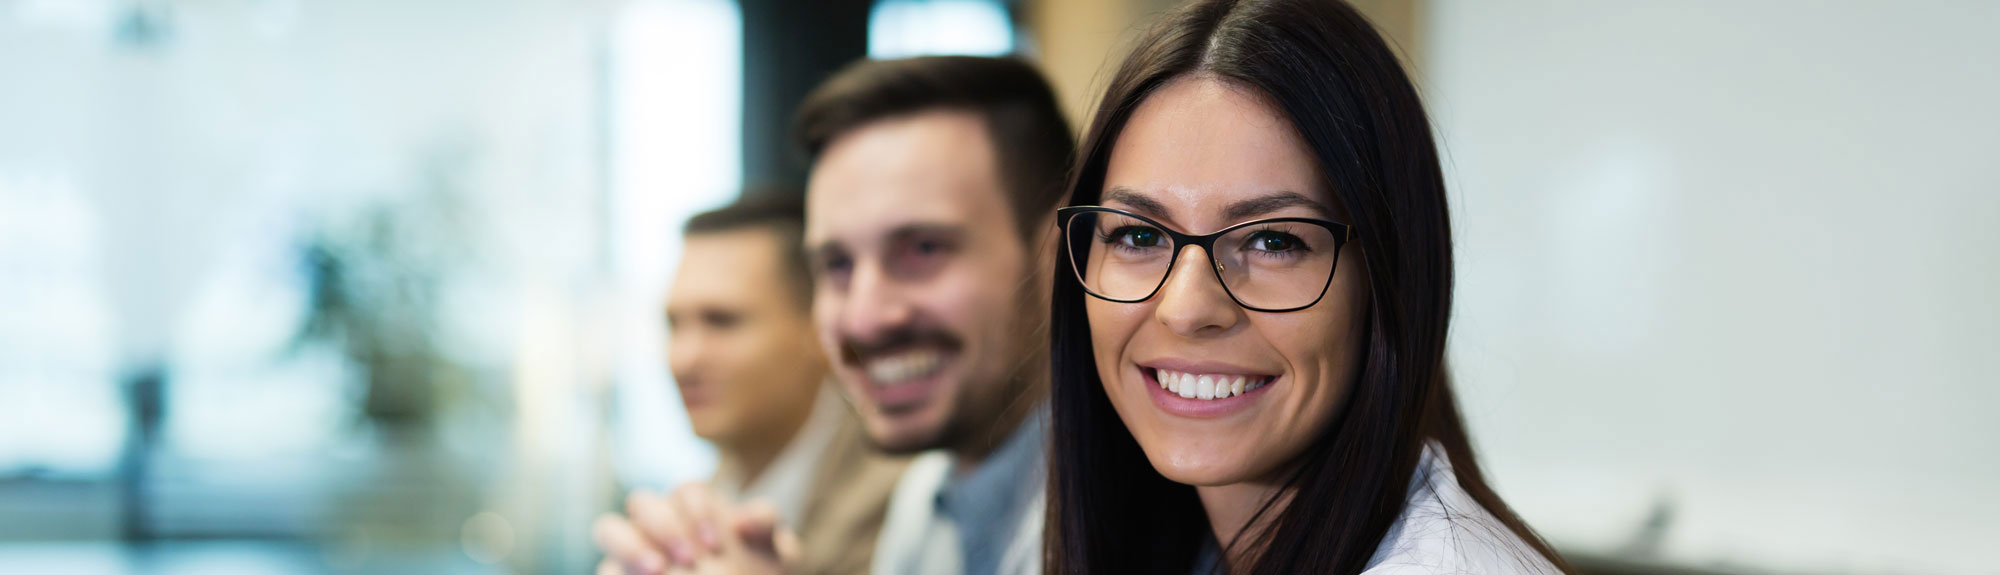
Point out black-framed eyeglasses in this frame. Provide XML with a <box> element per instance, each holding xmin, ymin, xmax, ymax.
<box><xmin>1057</xmin><ymin>206</ymin><xmax>1353</xmax><ymax>313</ymax></box>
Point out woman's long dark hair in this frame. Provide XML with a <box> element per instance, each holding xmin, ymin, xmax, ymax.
<box><xmin>1045</xmin><ymin>0</ymin><xmax>1568</xmax><ymax>573</ymax></box>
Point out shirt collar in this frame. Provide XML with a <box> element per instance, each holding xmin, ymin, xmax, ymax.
<box><xmin>934</xmin><ymin>407</ymin><xmax>1047</xmax><ymax>568</ymax></box>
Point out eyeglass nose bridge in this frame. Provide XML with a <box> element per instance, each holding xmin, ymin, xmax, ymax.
<box><xmin>1152</xmin><ymin>230</ymin><xmax>1236</xmax><ymax>302</ymax></box>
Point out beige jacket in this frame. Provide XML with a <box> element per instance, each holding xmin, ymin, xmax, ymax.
<box><xmin>713</xmin><ymin>387</ymin><xmax>909</xmax><ymax>575</ymax></box>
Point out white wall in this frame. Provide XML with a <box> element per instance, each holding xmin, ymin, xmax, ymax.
<box><xmin>1429</xmin><ymin>2</ymin><xmax>2000</xmax><ymax>572</ymax></box>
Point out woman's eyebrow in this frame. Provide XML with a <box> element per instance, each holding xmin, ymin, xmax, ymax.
<box><xmin>1103</xmin><ymin>187</ymin><xmax>1171</xmax><ymax>220</ymax></box>
<box><xmin>1223</xmin><ymin>191</ymin><xmax>1329</xmax><ymax>221</ymax></box>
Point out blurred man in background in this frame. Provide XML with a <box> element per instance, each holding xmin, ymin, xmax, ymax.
<box><xmin>595</xmin><ymin>193</ymin><xmax>908</xmax><ymax>575</ymax></box>
<box><xmin>594</xmin><ymin>56</ymin><xmax>1073</xmax><ymax>575</ymax></box>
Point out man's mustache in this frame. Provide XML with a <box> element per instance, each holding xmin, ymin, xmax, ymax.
<box><xmin>838</xmin><ymin>326</ymin><xmax>964</xmax><ymax>364</ymax></box>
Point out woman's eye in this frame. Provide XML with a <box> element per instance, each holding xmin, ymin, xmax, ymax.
<box><xmin>1249</xmin><ymin>231</ymin><xmax>1306</xmax><ymax>252</ymax></box>
<box><xmin>1111</xmin><ymin>226</ymin><xmax>1163</xmax><ymax>248</ymax></box>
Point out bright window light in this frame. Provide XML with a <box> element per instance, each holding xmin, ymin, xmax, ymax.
<box><xmin>868</xmin><ymin>0</ymin><xmax>1014</xmax><ymax>58</ymax></box>
<box><xmin>607</xmin><ymin>0</ymin><xmax>742</xmax><ymax>488</ymax></box>
<box><xmin>0</xmin><ymin>172</ymin><xmax>123</xmax><ymax>477</ymax></box>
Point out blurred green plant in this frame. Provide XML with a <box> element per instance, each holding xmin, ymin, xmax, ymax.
<box><xmin>288</xmin><ymin>154</ymin><xmax>478</xmax><ymax>443</ymax></box>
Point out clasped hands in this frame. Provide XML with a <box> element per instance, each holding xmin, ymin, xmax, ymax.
<box><xmin>593</xmin><ymin>483</ymin><xmax>800</xmax><ymax>575</ymax></box>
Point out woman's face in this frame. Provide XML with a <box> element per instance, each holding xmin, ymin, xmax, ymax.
<box><xmin>1087</xmin><ymin>76</ymin><xmax>1370</xmax><ymax>487</ymax></box>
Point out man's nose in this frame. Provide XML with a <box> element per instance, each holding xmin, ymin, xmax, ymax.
<box><xmin>836</xmin><ymin>259</ymin><xmax>915</xmax><ymax>344</ymax></box>
<box><xmin>667</xmin><ymin>331</ymin><xmax>705</xmax><ymax>382</ymax></box>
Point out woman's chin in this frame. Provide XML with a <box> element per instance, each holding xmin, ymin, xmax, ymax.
<box><xmin>1140</xmin><ymin>446</ymin><xmax>1258</xmax><ymax>487</ymax></box>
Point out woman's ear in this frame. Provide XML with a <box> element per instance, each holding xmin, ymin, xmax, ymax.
<box><xmin>1035</xmin><ymin>209</ymin><xmax>1063</xmax><ymax>276</ymax></box>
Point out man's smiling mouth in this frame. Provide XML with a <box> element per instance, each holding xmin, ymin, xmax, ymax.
<box><xmin>863</xmin><ymin>348</ymin><xmax>949</xmax><ymax>387</ymax></box>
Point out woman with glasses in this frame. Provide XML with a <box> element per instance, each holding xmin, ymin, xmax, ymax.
<box><xmin>1045</xmin><ymin>0</ymin><xmax>1569</xmax><ymax>573</ymax></box>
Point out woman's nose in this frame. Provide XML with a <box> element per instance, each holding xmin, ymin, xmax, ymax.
<box><xmin>1151</xmin><ymin>246</ymin><xmax>1243</xmax><ymax>338</ymax></box>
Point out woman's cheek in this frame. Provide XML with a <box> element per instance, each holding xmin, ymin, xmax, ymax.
<box><xmin>1085</xmin><ymin>299</ymin><xmax>1140</xmax><ymax>375</ymax></box>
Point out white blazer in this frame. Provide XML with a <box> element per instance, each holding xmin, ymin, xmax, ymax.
<box><xmin>1361</xmin><ymin>442</ymin><xmax>1562</xmax><ymax>574</ymax></box>
<box><xmin>1191</xmin><ymin>442</ymin><xmax>1563</xmax><ymax>574</ymax></box>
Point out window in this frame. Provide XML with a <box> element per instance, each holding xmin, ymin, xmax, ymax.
<box><xmin>868</xmin><ymin>0</ymin><xmax>1015</xmax><ymax>58</ymax></box>
<box><xmin>605</xmin><ymin>0</ymin><xmax>744</xmax><ymax>488</ymax></box>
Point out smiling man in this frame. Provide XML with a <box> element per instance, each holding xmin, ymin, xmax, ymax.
<box><xmin>593</xmin><ymin>56</ymin><xmax>1072</xmax><ymax>575</ymax></box>
<box><xmin>797</xmin><ymin>57</ymin><xmax>1069</xmax><ymax>575</ymax></box>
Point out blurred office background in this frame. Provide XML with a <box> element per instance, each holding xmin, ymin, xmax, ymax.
<box><xmin>0</xmin><ymin>0</ymin><xmax>1993</xmax><ymax>573</ymax></box>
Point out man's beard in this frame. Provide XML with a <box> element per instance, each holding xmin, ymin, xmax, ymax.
<box><xmin>840</xmin><ymin>279</ymin><xmax>1050</xmax><ymax>457</ymax></box>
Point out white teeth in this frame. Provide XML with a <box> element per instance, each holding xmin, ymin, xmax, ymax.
<box><xmin>865</xmin><ymin>350</ymin><xmax>946</xmax><ymax>386</ymax></box>
<box><xmin>1155</xmin><ymin>369</ymin><xmax>1269</xmax><ymax>401</ymax></box>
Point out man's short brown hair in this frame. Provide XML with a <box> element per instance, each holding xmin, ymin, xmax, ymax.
<box><xmin>793</xmin><ymin>56</ymin><xmax>1074</xmax><ymax>241</ymax></box>
<box><xmin>683</xmin><ymin>187</ymin><xmax>810</xmax><ymax>310</ymax></box>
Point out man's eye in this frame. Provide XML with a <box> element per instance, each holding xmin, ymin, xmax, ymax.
<box><xmin>887</xmin><ymin>235</ymin><xmax>955</xmax><ymax>279</ymax></box>
<box><xmin>908</xmin><ymin>234</ymin><xmax>958</xmax><ymax>256</ymax></box>
<box><xmin>811</xmin><ymin>248</ymin><xmax>855</xmax><ymax>290</ymax></box>
<box><xmin>898</xmin><ymin>235</ymin><xmax>957</xmax><ymax>262</ymax></box>
<box><xmin>703</xmin><ymin>310</ymin><xmax>741</xmax><ymax>329</ymax></box>
<box><xmin>816</xmin><ymin>254</ymin><xmax>852</xmax><ymax>276</ymax></box>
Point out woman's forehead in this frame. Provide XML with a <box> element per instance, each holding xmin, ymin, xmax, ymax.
<box><xmin>1102</xmin><ymin>77</ymin><xmax>1331</xmax><ymax>228</ymax></box>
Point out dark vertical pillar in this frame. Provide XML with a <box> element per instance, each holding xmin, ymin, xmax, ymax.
<box><xmin>739</xmin><ymin>0</ymin><xmax>875</xmax><ymax>192</ymax></box>
<box><xmin>119</xmin><ymin>364</ymin><xmax>166</xmax><ymax>542</ymax></box>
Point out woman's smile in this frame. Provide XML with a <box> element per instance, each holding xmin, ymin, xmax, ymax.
<box><xmin>1136</xmin><ymin>360</ymin><xmax>1281</xmax><ymax>418</ymax></box>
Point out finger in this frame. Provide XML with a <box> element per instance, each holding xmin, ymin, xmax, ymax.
<box><xmin>732</xmin><ymin>500</ymin><xmax>796</xmax><ymax>561</ymax></box>
<box><xmin>628</xmin><ymin>489</ymin><xmax>698</xmax><ymax>566</ymax></box>
<box><xmin>597</xmin><ymin>557</ymin><xmax>665</xmax><ymax>575</ymax></box>
<box><xmin>772</xmin><ymin>526</ymin><xmax>802</xmax><ymax>566</ymax></box>
<box><xmin>669</xmin><ymin>482</ymin><xmax>725</xmax><ymax>552</ymax></box>
<box><xmin>735</xmin><ymin>519</ymin><xmax>802</xmax><ymax>565</ymax></box>
<box><xmin>591</xmin><ymin>513</ymin><xmax>665</xmax><ymax>575</ymax></box>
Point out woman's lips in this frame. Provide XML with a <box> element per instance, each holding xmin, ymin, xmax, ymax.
<box><xmin>1140</xmin><ymin>364</ymin><xmax>1277</xmax><ymax>419</ymax></box>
